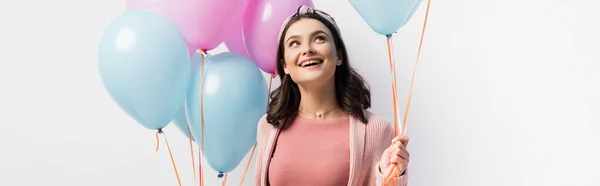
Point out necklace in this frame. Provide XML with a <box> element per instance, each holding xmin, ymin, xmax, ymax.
<box><xmin>298</xmin><ymin>106</ymin><xmax>338</xmax><ymax>119</ymax></box>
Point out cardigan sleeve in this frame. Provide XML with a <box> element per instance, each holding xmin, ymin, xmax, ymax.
<box><xmin>253</xmin><ymin>115</ymin><xmax>268</xmax><ymax>186</ymax></box>
<box><xmin>375</xmin><ymin>163</ymin><xmax>409</xmax><ymax>186</ymax></box>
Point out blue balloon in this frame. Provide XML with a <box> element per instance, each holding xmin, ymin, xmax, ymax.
<box><xmin>172</xmin><ymin>104</ymin><xmax>195</xmax><ymax>141</ymax></box>
<box><xmin>185</xmin><ymin>52</ymin><xmax>267</xmax><ymax>173</ymax></box>
<box><xmin>98</xmin><ymin>10</ymin><xmax>191</xmax><ymax>130</ymax></box>
<box><xmin>349</xmin><ymin>0</ymin><xmax>423</xmax><ymax>36</ymax></box>
<box><xmin>170</xmin><ymin>51</ymin><xmax>208</xmax><ymax>141</ymax></box>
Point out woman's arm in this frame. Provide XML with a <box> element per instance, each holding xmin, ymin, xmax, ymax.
<box><xmin>253</xmin><ymin>142</ymin><xmax>263</xmax><ymax>186</ymax></box>
<box><xmin>253</xmin><ymin>115</ymin><xmax>268</xmax><ymax>186</ymax></box>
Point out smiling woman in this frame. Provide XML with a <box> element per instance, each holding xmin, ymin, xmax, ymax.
<box><xmin>252</xmin><ymin>5</ymin><xmax>411</xmax><ymax>186</ymax></box>
<box><xmin>281</xmin><ymin>19</ymin><xmax>341</xmax><ymax>96</ymax></box>
<box><xmin>269</xmin><ymin>6</ymin><xmax>368</xmax><ymax>125</ymax></box>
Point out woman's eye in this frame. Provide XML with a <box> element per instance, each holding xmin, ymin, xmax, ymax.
<box><xmin>289</xmin><ymin>41</ymin><xmax>299</xmax><ymax>47</ymax></box>
<box><xmin>315</xmin><ymin>36</ymin><xmax>326</xmax><ymax>42</ymax></box>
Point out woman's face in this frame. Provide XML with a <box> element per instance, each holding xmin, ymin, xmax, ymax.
<box><xmin>281</xmin><ymin>18</ymin><xmax>340</xmax><ymax>86</ymax></box>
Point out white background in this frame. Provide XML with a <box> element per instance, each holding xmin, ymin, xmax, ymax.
<box><xmin>1</xmin><ymin>0</ymin><xmax>599</xmax><ymax>185</ymax></box>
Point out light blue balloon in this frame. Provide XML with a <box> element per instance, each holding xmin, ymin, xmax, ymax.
<box><xmin>171</xmin><ymin>51</ymin><xmax>208</xmax><ymax>141</ymax></box>
<box><xmin>98</xmin><ymin>10</ymin><xmax>191</xmax><ymax>130</ymax></box>
<box><xmin>172</xmin><ymin>104</ymin><xmax>195</xmax><ymax>141</ymax></box>
<box><xmin>349</xmin><ymin>0</ymin><xmax>423</xmax><ymax>36</ymax></box>
<box><xmin>185</xmin><ymin>52</ymin><xmax>267</xmax><ymax>173</ymax></box>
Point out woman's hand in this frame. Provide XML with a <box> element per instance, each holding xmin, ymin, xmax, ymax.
<box><xmin>379</xmin><ymin>135</ymin><xmax>410</xmax><ymax>177</ymax></box>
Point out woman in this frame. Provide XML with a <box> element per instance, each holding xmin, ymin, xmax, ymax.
<box><xmin>254</xmin><ymin>5</ymin><xmax>410</xmax><ymax>186</ymax></box>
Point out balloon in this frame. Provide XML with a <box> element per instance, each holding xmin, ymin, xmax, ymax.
<box><xmin>170</xmin><ymin>0</ymin><xmax>251</xmax><ymax>54</ymax></box>
<box><xmin>223</xmin><ymin>6</ymin><xmax>252</xmax><ymax>60</ymax></box>
<box><xmin>223</xmin><ymin>25</ymin><xmax>252</xmax><ymax>60</ymax></box>
<box><xmin>171</xmin><ymin>50</ymin><xmax>210</xmax><ymax>141</ymax></box>
<box><xmin>349</xmin><ymin>0</ymin><xmax>422</xmax><ymax>36</ymax></box>
<box><xmin>242</xmin><ymin>0</ymin><xmax>314</xmax><ymax>74</ymax></box>
<box><xmin>186</xmin><ymin>52</ymin><xmax>268</xmax><ymax>173</ymax></box>
<box><xmin>172</xmin><ymin>104</ymin><xmax>195</xmax><ymax>141</ymax></box>
<box><xmin>98</xmin><ymin>10</ymin><xmax>191</xmax><ymax>130</ymax></box>
<box><xmin>125</xmin><ymin>0</ymin><xmax>169</xmax><ymax>16</ymax></box>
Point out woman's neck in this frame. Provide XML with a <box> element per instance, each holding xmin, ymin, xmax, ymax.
<box><xmin>297</xmin><ymin>80</ymin><xmax>346</xmax><ymax>119</ymax></box>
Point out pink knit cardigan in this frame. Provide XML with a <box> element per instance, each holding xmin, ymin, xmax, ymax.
<box><xmin>253</xmin><ymin>111</ymin><xmax>408</xmax><ymax>186</ymax></box>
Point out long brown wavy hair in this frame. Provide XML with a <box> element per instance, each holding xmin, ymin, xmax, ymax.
<box><xmin>266</xmin><ymin>13</ymin><xmax>371</xmax><ymax>127</ymax></box>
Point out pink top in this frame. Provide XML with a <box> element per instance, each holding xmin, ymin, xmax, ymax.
<box><xmin>268</xmin><ymin>116</ymin><xmax>351</xmax><ymax>186</ymax></box>
<box><xmin>254</xmin><ymin>111</ymin><xmax>408</xmax><ymax>186</ymax></box>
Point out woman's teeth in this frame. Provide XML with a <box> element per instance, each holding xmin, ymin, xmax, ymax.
<box><xmin>300</xmin><ymin>60</ymin><xmax>322</xmax><ymax>67</ymax></box>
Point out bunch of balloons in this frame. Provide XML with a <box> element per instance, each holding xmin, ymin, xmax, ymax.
<box><xmin>98</xmin><ymin>0</ymin><xmax>315</xmax><ymax>176</ymax></box>
<box><xmin>97</xmin><ymin>0</ymin><xmax>423</xmax><ymax>180</ymax></box>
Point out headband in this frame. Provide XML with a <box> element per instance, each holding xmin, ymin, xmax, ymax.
<box><xmin>278</xmin><ymin>5</ymin><xmax>341</xmax><ymax>41</ymax></box>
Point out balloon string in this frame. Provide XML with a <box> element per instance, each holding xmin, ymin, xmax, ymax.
<box><xmin>385</xmin><ymin>27</ymin><xmax>402</xmax><ymax>186</ymax></box>
<box><xmin>188</xmin><ymin>125</ymin><xmax>197</xmax><ymax>185</ymax></box>
<box><xmin>384</xmin><ymin>168</ymin><xmax>399</xmax><ymax>186</ymax></box>
<box><xmin>164</xmin><ymin>132</ymin><xmax>183</xmax><ymax>186</ymax></box>
<box><xmin>402</xmin><ymin>0</ymin><xmax>431</xmax><ymax>136</ymax></box>
<box><xmin>198</xmin><ymin>149</ymin><xmax>203</xmax><ymax>186</ymax></box>
<box><xmin>386</xmin><ymin>36</ymin><xmax>400</xmax><ymax>136</ymax></box>
<box><xmin>239</xmin><ymin>143</ymin><xmax>257</xmax><ymax>186</ymax></box>
<box><xmin>222</xmin><ymin>173</ymin><xmax>228</xmax><ymax>186</ymax></box>
<box><xmin>383</xmin><ymin>162</ymin><xmax>399</xmax><ymax>186</ymax></box>
<box><xmin>199</xmin><ymin>49</ymin><xmax>207</xmax><ymax>186</ymax></box>
<box><xmin>155</xmin><ymin>130</ymin><xmax>160</xmax><ymax>152</ymax></box>
<box><xmin>157</xmin><ymin>130</ymin><xmax>183</xmax><ymax>186</ymax></box>
<box><xmin>383</xmin><ymin>0</ymin><xmax>431</xmax><ymax>185</ymax></box>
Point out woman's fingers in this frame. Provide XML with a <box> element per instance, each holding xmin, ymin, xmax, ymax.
<box><xmin>391</xmin><ymin>135</ymin><xmax>401</xmax><ymax>143</ymax></box>
<box><xmin>388</xmin><ymin>141</ymin><xmax>409</xmax><ymax>161</ymax></box>
<box><xmin>398</xmin><ymin>135</ymin><xmax>409</xmax><ymax>146</ymax></box>
<box><xmin>392</xmin><ymin>135</ymin><xmax>409</xmax><ymax>147</ymax></box>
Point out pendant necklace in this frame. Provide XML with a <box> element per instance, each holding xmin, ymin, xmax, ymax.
<box><xmin>299</xmin><ymin>106</ymin><xmax>338</xmax><ymax>119</ymax></box>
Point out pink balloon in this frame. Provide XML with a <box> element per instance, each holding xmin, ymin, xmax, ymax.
<box><xmin>242</xmin><ymin>0</ymin><xmax>314</xmax><ymax>74</ymax></box>
<box><xmin>223</xmin><ymin>6</ymin><xmax>252</xmax><ymax>60</ymax></box>
<box><xmin>127</xmin><ymin>0</ymin><xmax>250</xmax><ymax>56</ymax></box>
<box><xmin>224</xmin><ymin>25</ymin><xmax>252</xmax><ymax>60</ymax></box>
<box><xmin>171</xmin><ymin>0</ymin><xmax>250</xmax><ymax>54</ymax></box>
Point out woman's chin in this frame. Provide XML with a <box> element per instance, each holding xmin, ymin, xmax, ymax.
<box><xmin>293</xmin><ymin>72</ymin><xmax>335</xmax><ymax>87</ymax></box>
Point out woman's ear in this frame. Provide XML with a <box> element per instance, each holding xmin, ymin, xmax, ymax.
<box><xmin>281</xmin><ymin>60</ymin><xmax>289</xmax><ymax>74</ymax></box>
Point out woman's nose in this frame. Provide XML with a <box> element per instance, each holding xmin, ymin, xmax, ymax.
<box><xmin>301</xmin><ymin>44</ymin><xmax>316</xmax><ymax>56</ymax></box>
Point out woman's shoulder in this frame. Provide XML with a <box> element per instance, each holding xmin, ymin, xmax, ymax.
<box><xmin>255</xmin><ymin>114</ymin><xmax>274</xmax><ymax>144</ymax></box>
<box><xmin>256</xmin><ymin>114</ymin><xmax>281</xmax><ymax>135</ymax></box>
<box><xmin>363</xmin><ymin>110</ymin><xmax>393</xmax><ymax>128</ymax></box>
<box><xmin>360</xmin><ymin>110</ymin><xmax>395</xmax><ymax>139</ymax></box>
<box><xmin>257</xmin><ymin>114</ymin><xmax>272</xmax><ymax>131</ymax></box>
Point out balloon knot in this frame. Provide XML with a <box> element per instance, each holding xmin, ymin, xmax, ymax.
<box><xmin>157</xmin><ymin>128</ymin><xmax>164</xmax><ymax>134</ymax></box>
<box><xmin>198</xmin><ymin>49</ymin><xmax>207</xmax><ymax>56</ymax></box>
<box><xmin>217</xmin><ymin>172</ymin><xmax>224</xmax><ymax>178</ymax></box>
<box><xmin>386</xmin><ymin>34</ymin><xmax>393</xmax><ymax>39</ymax></box>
